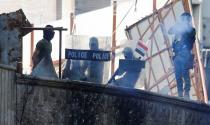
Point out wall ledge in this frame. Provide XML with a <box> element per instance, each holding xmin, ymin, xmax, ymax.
<box><xmin>16</xmin><ymin>74</ymin><xmax>210</xmax><ymax>114</ymax></box>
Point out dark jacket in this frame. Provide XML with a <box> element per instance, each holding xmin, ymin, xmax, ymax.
<box><xmin>172</xmin><ymin>27</ymin><xmax>196</xmax><ymax>55</ymax></box>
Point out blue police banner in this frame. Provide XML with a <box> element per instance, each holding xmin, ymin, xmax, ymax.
<box><xmin>65</xmin><ymin>49</ymin><xmax>111</xmax><ymax>61</ymax></box>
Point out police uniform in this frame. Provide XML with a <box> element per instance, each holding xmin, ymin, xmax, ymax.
<box><xmin>173</xmin><ymin>27</ymin><xmax>195</xmax><ymax>98</ymax></box>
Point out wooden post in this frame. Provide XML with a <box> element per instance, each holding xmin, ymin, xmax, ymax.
<box><xmin>184</xmin><ymin>0</ymin><xmax>208</xmax><ymax>103</ymax></box>
<box><xmin>183</xmin><ymin>0</ymin><xmax>191</xmax><ymax>12</ymax></box>
<box><xmin>30</xmin><ymin>24</ymin><xmax>34</xmax><ymax>67</ymax></box>
<box><xmin>111</xmin><ymin>1</ymin><xmax>117</xmax><ymax>75</ymax></box>
<box><xmin>153</xmin><ymin>0</ymin><xmax>157</xmax><ymax>11</ymax></box>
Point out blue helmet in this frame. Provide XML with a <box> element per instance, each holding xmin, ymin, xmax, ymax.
<box><xmin>180</xmin><ymin>12</ymin><xmax>192</xmax><ymax>23</ymax></box>
<box><xmin>89</xmin><ymin>37</ymin><xmax>99</xmax><ymax>50</ymax></box>
<box><xmin>123</xmin><ymin>47</ymin><xmax>134</xmax><ymax>59</ymax></box>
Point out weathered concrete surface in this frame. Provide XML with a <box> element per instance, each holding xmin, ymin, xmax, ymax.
<box><xmin>16</xmin><ymin>75</ymin><xmax>210</xmax><ymax>125</ymax></box>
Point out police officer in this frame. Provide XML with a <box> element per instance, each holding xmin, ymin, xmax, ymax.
<box><xmin>81</xmin><ymin>37</ymin><xmax>104</xmax><ymax>83</ymax></box>
<box><xmin>168</xmin><ymin>12</ymin><xmax>196</xmax><ymax>99</ymax></box>
<box><xmin>108</xmin><ymin>47</ymin><xmax>141</xmax><ymax>88</ymax></box>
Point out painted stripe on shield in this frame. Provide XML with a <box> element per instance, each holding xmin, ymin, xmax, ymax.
<box><xmin>135</xmin><ymin>48</ymin><xmax>145</xmax><ymax>56</ymax></box>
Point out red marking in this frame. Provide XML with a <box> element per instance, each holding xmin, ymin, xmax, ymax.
<box><xmin>138</xmin><ymin>41</ymin><xmax>148</xmax><ymax>51</ymax></box>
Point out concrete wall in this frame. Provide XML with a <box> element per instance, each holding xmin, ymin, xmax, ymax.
<box><xmin>201</xmin><ymin>0</ymin><xmax>210</xmax><ymax>100</ymax></box>
<box><xmin>75</xmin><ymin>0</ymin><xmax>110</xmax><ymax>15</ymax></box>
<box><xmin>201</xmin><ymin>0</ymin><xmax>209</xmax><ymax>18</ymax></box>
<box><xmin>202</xmin><ymin>0</ymin><xmax>210</xmax><ymax>48</ymax></box>
<box><xmin>16</xmin><ymin>75</ymin><xmax>210</xmax><ymax>125</ymax></box>
<box><xmin>192</xmin><ymin>4</ymin><xmax>202</xmax><ymax>40</ymax></box>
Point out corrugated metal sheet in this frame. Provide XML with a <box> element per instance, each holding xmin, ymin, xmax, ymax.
<box><xmin>0</xmin><ymin>64</ymin><xmax>16</xmax><ymax>125</ymax></box>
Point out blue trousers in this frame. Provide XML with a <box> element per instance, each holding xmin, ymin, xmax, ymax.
<box><xmin>174</xmin><ymin>51</ymin><xmax>191</xmax><ymax>96</ymax></box>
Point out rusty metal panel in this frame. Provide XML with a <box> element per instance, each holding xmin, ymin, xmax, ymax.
<box><xmin>0</xmin><ymin>65</ymin><xmax>16</xmax><ymax>125</ymax></box>
<box><xmin>0</xmin><ymin>9</ymin><xmax>32</xmax><ymax>67</ymax></box>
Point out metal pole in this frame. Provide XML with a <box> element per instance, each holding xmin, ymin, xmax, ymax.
<box><xmin>22</xmin><ymin>27</ymin><xmax>67</xmax><ymax>31</ymax></box>
<box><xmin>111</xmin><ymin>0</ymin><xmax>117</xmax><ymax>75</ymax></box>
<box><xmin>59</xmin><ymin>30</ymin><xmax>62</xmax><ymax>78</ymax></box>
